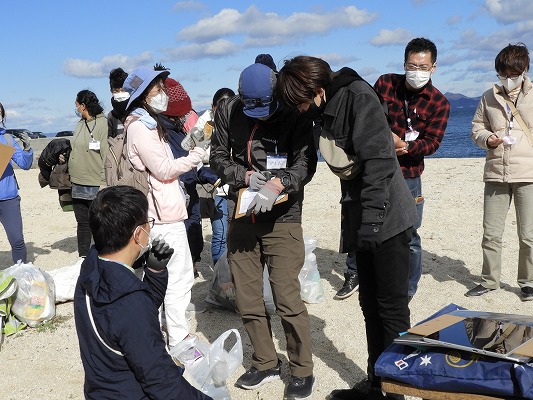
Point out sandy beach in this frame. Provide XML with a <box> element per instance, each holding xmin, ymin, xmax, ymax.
<box><xmin>0</xmin><ymin>158</ymin><xmax>527</xmax><ymax>400</ymax></box>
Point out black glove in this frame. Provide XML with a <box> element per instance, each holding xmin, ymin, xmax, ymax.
<box><xmin>13</xmin><ymin>130</ymin><xmax>31</xmax><ymax>151</ymax></box>
<box><xmin>146</xmin><ymin>237</ymin><xmax>174</xmax><ymax>271</ymax></box>
<box><xmin>356</xmin><ymin>223</ymin><xmax>383</xmax><ymax>251</ymax></box>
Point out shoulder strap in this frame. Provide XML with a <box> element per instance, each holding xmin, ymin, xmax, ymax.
<box><xmin>85</xmin><ymin>291</ymin><xmax>124</xmax><ymax>357</ymax></box>
<box><xmin>504</xmin><ymin>98</ymin><xmax>533</xmax><ymax>146</ymax></box>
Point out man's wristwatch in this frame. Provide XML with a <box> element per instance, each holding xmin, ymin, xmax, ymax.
<box><xmin>279</xmin><ymin>174</ymin><xmax>290</xmax><ymax>189</ymax></box>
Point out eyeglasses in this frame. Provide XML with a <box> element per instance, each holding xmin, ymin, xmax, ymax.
<box><xmin>146</xmin><ymin>217</ymin><xmax>155</xmax><ymax>228</ymax></box>
<box><xmin>497</xmin><ymin>74</ymin><xmax>522</xmax><ymax>80</ymax></box>
<box><xmin>242</xmin><ymin>96</ymin><xmax>274</xmax><ymax>109</ymax></box>
<box><xmin>405</xmin><ymin>63</ymin><xmax>434</xmax><ymax>72</ymax></box>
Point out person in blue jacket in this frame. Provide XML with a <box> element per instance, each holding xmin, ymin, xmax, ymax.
<box><xmin>0</xmin><ymin>102</ymin><xmax>33</xmax><ymax>263</ymax></box>
<box><xmin>73</xmin><ymin>185</ymin><xmax>210</xmax><ymax>400</ymax></box>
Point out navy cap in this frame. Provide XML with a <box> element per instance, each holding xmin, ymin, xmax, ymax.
<box><xmin>238</xmin><ymin>63</ymin><xmax>279</xmax><ymax>118</ymax></box>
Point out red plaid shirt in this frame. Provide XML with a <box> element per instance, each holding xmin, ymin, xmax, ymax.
<box><xmin>374</xmin><ymin>73</ymin><xmax>450</xmax><ymax>178</ymax></box>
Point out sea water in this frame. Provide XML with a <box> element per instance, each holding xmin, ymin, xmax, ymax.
<box><xmin>431</xmin><ymin>107</ymin><xmax>485</xmax><ymax>158</ymax></box>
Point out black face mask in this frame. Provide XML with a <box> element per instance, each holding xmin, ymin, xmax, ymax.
<box><xmin>301</xmin><ymin>97</ymin><xmax>326</xmax><ymax>120</ymax></box>
<box><xmin>111</xmin><ymin>97</ymin><xmax>128</xmax><ymax>119</ymax></box>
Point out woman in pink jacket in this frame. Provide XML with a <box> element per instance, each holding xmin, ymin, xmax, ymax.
<box><xmin>122</xmin><ymin>67</ymin><xmax>208</xmax><ymax>349</ymax></box>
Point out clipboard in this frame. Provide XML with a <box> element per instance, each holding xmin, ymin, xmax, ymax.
<box><xmin>235</xmin><ymin>187</ymin><xmax>288</xmax><ymax>218</ymax></box>
<box><xmin>0</xmin><ymin>142</ymin><xmax>15</xmax><ymax>176</ymax></box>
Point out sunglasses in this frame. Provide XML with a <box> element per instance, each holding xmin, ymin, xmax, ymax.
<box><xmin>242</xmin><ymin>96</ymin><xmax>274</xmax><ymax>109</ymax></box>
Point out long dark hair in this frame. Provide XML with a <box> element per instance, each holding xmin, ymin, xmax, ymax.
<box><xmin>128</xmin><ymin>78</ymin><xmax>168</xmax><ymax>142</ymax></box>
<box><xmin>277</xmin><ymin>56</ymin><xmax>333</xmax><ymax>107</ymax></box>
<box><xmin>76</xmin><ymin>90</ymin><xmax>104</xmax><ymax>117</ymax></box>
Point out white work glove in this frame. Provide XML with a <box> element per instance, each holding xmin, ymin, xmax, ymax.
<box><xmin>13</xmin><ymin>131</ymin><xmax>31</xmax><ymax>151</ymax></box>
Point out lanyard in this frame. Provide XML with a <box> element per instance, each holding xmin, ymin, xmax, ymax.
<box><xmin>84</xmin><ymin>119</ymin><xmax>96</xmax><ymax>140</ymax></box>
<box><xmin>403</xmin><ymin>100</ymin><xmax>416</xmax><ymax>131</ymax></box>
<box><xmin>505</xmin><ymin>92</ymin><xmax>520</xmax><ymax>132</ymax></box>
<box><xmin>247</xmin><ymin>122</ymin><xmax>259</xmax><ymax>170</ymax></box>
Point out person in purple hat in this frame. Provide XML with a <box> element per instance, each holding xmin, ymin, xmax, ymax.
<box><xmin>210</xmin><ymin>63</ymin><xmax>317</xmax><ymax>400</ymax></box>
<box><xmin>122</xmin><ymin>67</ymin><xmax>208</xmax><ymax>350</ymax></box>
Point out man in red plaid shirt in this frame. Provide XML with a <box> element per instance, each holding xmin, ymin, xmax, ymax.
<box><xmin>374</xmin><ymin>37</ymin><xmax>450</xmax><ymax>301</ymax></box>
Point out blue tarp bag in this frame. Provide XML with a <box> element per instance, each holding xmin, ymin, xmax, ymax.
<box><xmin>375</xmin><ymin>303</ymin><xmax>533</xmax><ymax>398</ymax></box>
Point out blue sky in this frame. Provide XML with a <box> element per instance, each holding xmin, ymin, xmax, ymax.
<box><xmin>3</xmin><ymin>0</ymin><xmax>533</xmax><ymax>133</ymax></box>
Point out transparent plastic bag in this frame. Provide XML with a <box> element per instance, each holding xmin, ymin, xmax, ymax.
<box><xmin>48</xmin><ymin>258</ymin><xmax>83</xmax><ymax>303</ymax></box>
<box><xmin>184</xmin><ymin>329</ymin><xmax>243</xmax><ymax>400</ymax></box>
<box><xmin>299</xmin><ymin>237</ymin><xmax>324</xmax><ymax>304</ymax></box>
<box><xmin>205</xmin><ymin>252</ymin><xmax>237</xmax><ymax>312</ymax></box>
<box><xmin>4</xmin><ymin>262</ymin><xmax>56</xmax><ymax>327</ymax></box>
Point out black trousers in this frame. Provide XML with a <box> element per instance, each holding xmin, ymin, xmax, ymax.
<box><xmin>72</xmin><ymin>198</ymin><xmax>93</xmax><ymax>257</ymax></box>
<box><xmin>356</xmin><ymin>228</ymin><xmax>411</xmax><ymax>386</ymax></box>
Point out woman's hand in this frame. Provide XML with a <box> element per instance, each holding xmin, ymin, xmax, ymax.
<box><xmin>486</xmin><ymin>134</ymin><xmax>504</xmax><ymax>149</ymax></box>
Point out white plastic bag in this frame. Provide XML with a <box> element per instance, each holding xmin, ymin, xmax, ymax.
<box><xmin>4</xmin><ymin>262</ymin><xmax>56</xmax><ymax>327</ymax></box>
<box><xmin>185</xmin><ymin>329</ymin><xmax>243</xmax><ymax>400</ymax></box>
<box><xmin>48</xmin><ymin>258</ymin><xmax>83</xmax><ymax>303</ymax></box>
<box><xmin>299</xmin><ymin>237</ymin><xmax>324</xmax><ymax>304</ymax></box>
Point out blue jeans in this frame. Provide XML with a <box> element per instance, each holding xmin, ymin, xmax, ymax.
<box><xmin>0</xmin><ymin>196</ymin><xmax>27</xmax><ymax>263</ymax></box>
<box><xmin>211</xmin><ymin>196</ymin><xmax>228</xmax><ymax>265</ymax></box>
<box><xmin>405</xmin><ymin>177</ymin><xmax>424</xmax><ymax>297</ymax></box>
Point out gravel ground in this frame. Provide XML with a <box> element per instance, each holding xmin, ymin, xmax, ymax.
<box><xmin>0</xmin><ymin>159</ymin><xmax>525</xmax><ymax>399</ymax></box>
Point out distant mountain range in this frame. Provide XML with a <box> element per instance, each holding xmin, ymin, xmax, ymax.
<box><xmin>444</xmin><ymin>92</ymin><xmax>481</xmax><ymax>109</ymax></box>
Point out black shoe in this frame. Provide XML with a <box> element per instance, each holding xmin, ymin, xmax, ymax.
<box><xmin>235</xmin><ymin>360</ymin><xmax>281</xmax><ymax>389</ymax></box>
<box><xmin>522</xmin><ymin>287</ymin><xmax>533</xmax><ymax>301</ymax></box>
<box><xmin>334</xmin><ymin>272</ymin><xmax>359</xmax><ymax>299</ymax></box>
<box><xmin>284</xmin><ymin>375</ymin><xmax>314</xmax><ymax>400</ymax></box>
<box><xmin>464</xmin><ymin>284</ymin><xmax>496</xmax><ymax>297</ymax></box>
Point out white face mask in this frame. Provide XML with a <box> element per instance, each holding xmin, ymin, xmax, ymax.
<box><xmin>135</xmin><ymin>226</ymin><xmax>152</xmax><ymax>261</ymax></box>
<box><xmin>149</xmin><ymin>92</ymin><xmax>169</xmax><ymax>113</ymax></box>
<box><xmin>499</xmin><ymin>74</ymin><xmax>523</xmax><ymax>92</ymax></box>
<box><xmin>112</xmin><ymin>91</ymin><xmax>130</xmax><ymax>102</ymax></box>
<box><xmin>405</xmin><ymin>70</ymin><xmax>432</xmax><ymax>90</ymax></box>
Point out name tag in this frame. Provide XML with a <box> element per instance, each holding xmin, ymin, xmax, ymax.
<box><xmin>89</xmin><ymin>140</ymin><xmax>100</xmax><ymax>150</ymax></box>
<box><xmin>266</xmin><ymin>154</ymin><xmax>287</xmax><ymax>170</ymax></box>
<box><xmin>405</xmin><ymin>128</ymin><xmax>420</xmax><ymax>141</ymax></box>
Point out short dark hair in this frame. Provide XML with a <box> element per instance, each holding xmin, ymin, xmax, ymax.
<box><xmin>404</xmin><ymin>37</ymin><xmax>438</xmax><ymax>64</ymax></box>
<box><xmin>76</xmin><ymin>90</ymin><xmax>104</xmax><ymax>117</ymax></box>
<box><xmin>212</xmin><ymin>88</ymin><xmax>235</xmax><ymax>108</ymax></box>
<box><xmin>89</xmin><ymin>186</ymin><xmax>148</xmax><ymax>255</ymax></box>
<box><xmin>495</xmin><ymin>42</ymin><xmax>530</xmax><ymax>76</ymax></box>
<box><xmin>255</xmin><ymin>54</ymin><xmax>277</xmax><ymax>72</ymax></box>
<box><xmin>277</xmin><ymin>56</ymin><xmax>333</xmax><ymax>107</ymax></box>
<box><xmin>109</xmin><ymin>68</ymin><xmax>128</xmax><ymax>91</ymax></box>
<box><xmin>0</xmin><ymin>102</ymin><xmax>5</xmax><ymax>127</ymax></box>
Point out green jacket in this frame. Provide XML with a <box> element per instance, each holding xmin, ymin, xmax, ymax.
<box><xmin>68</xmin><ymin>113</ymin><xmax>109</xmax><ymax>186</ymax></box>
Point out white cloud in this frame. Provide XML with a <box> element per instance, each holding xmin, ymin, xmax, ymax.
<box><xmin>166</xmin><ymin>39</ymin><xmax>240</xmax><ymax>60</ymax></box>
<box><xmin>177</xmin><ymin>5</ymin><xmax>376</xmax><ymax>44</ymax></box>
<box><xmin>62</xmin><ymin>52</ymin><xmax>153</xmax><ymax>78</ymax></box>
<box><xmin>447</xmin><ymin>15</ymin><xmax>461</xmax><ymax>25</ymax></box>
<box><xmin>484</xmin><ymin>0</ymin><xmax>533</xmax><ymax>24</ymax></box>
<box><xmin>172</xmin><ymin>1</ymin><xmax>204</xmax><ymax>12</ymax></box>
<box><xmin>370</xmin><ymin>29</ymin><xmax>414</xmax><ymax>46</ymax></box>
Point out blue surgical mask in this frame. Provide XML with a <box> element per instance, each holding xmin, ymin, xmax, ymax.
<box><xmin>75</xmin><ymin>108</ymin><xmax>82</xmax><ymax>119</ymax></box>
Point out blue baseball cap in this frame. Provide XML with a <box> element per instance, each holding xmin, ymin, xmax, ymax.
<box><xmin>238</xmin><ymin>63</ymin><xmax>279</xmax><ymax>118</ymax></box>
<box><xmin>123</xmin><ymin>67</ymin><xmax>170</xmax><ymax>109</ymax></box>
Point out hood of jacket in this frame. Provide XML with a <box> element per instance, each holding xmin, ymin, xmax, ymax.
<box><xmin>78</xmin><ymin>247</ymin><xmax>146</xmax><ymax>305</ymax></box>
<box><xmin>327</xmin><ymin>67</ymin><xmax>366</xmax><ymax>101</ymax></box>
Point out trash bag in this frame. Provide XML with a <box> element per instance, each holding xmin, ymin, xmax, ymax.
<box><xmin>48</xmin><ymin>258</ymin><xmax>83</xmax><ymax>303</ymax></box>
<box><xmin>299</xmin><ymin>237</ymin><xmax>324</xmax><ymax>304</ymax></box>
<box><xmin>182</xmin><ymin>329</ymin><xmax>243</xmax><ymax>400</ymax></box>
<box><xmin>205</xmin><ymin>252</ymin><xmax>237</xmax><ymax>312</ymax></box>
<box><xmin>4</xmin><ymin>262</ymin><xmax>56</xmax><ymax>327</ymax></box>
